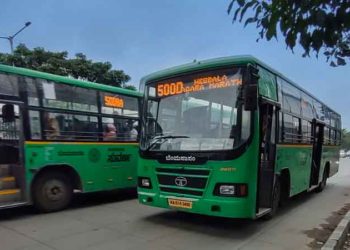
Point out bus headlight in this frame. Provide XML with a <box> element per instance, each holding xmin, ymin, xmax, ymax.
<box><xmin>219</xmin><ymin>185</ymin><xmax>235</xmax><ymax>195</ymax></box>
<box><xmin>214</xmin><ymin>183</ymin><xmax>248</xmax><ymax>197</ymax></box>
<box><xmin>138</xmin><ymin>177</ymin><xmax>152</xmax><ymax>189</ymax></box>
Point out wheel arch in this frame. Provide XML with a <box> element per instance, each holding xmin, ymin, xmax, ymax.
<box><xmin>279</xmin><ymin>168</ymin><xmax>291</xmax><ymax>199</ymax></box>
<box><xmin>324</xmin><ymin>161</ymin><xmax>330</xmax><ymax>178</ymax></box>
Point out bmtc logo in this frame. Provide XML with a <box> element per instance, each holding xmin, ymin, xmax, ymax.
<box><xmin>175</xmin><ymin>176</ymin><xmax>188</xmax><ymax>187</ymax></box>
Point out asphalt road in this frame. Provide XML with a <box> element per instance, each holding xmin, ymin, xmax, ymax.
<box><xmin>1</xmin><ymin>159</ymin><xmax>350</xmax><ymax>250</ymax></box>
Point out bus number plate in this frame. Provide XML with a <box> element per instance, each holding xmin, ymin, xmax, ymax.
<box><xmin>168</xmin><ymin>199</ymin><xmax>192</xmax><ymax>209</ymax></box>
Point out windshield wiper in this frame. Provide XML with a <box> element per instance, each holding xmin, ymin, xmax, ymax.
<box><xmin>145</xmin><ymin>135</ymin><xmax>190</xmax><ymax>152</ymax></box>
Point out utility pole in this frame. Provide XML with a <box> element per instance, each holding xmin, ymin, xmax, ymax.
<box><xmin>0</xmin><ymin>22</ymin><xmax>32</xmax><ymax>54</ymax></box>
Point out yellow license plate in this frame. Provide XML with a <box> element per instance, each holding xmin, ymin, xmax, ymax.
<box><xmin>168</xmin><ymin>199</ymin><xmax>193</xmax><ymax>209</ymax></box>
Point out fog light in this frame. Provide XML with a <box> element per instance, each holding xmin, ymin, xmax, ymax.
<box><xmin>219</xmin><ymin>185</ymin><xmax>235</xmax><ymax>195</ymax></box>
<box><xmin>138</xmin><ymin>177</ymin><xmax>152</xmax><ymax>189</ymax></box>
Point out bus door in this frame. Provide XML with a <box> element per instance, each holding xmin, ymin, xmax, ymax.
<box><xmin>310</xmin><ymin>121</ymin><xmax>324</xmax><ymax>186</ymax></box>
<box><xmin>0</xmin><ymin>101</ymin><xmax>25</xmax><ymax>205</ymax></box>
<box><xmin>257</xmin><ymin>103</ymin><xmax>277</xmax><ymax>212</ymax></box>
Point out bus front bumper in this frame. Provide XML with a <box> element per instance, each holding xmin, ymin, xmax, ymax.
<box><xmin>138</xmin><ymin>190</ymin><xmax>255</xmax><ymax>219</ymax></box>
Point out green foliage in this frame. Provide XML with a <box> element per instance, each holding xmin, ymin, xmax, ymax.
<box><xmin>228</xmin><ymin>0</ymin><xmax>350</xmax><ymax>66</ymax></box>
<box><xmin>342</xmin><ymin>129</ymin><xmax>350</xmax><ymax>151</ymax></box>
<box><xmin>0</xmin><ymin>44</ymin><xmax>131</xmax><ymax>88</ymax></box>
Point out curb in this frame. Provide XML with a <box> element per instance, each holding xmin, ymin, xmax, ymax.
<box><xmin>322</xmin><ymin>210</ymin><xmax>350</xmax><ymax>250</ymax></box>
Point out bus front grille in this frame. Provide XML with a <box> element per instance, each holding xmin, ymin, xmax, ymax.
<box><xmin>159</xmin><ymin>187</ymin><xmax>203</xmax><ymax>196</ymax></box>
<box><xmin>156</xmin><ymin>167</ymin><xmax>209</xmax><ymax>197</ymax></box>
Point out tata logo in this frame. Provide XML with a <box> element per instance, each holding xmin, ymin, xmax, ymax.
<box><xmin>175</xmin><ymin>176</ymin><xmax>188</xmax><ymax>187</ymax></box>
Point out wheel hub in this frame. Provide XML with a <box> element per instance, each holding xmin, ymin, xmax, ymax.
<box><xmin>44</xmin><ymin>180</ymin><xmax>65</xmax><ymax>201</ymax></box>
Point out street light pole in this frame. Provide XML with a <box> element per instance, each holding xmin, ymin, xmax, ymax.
<box><xmin>0</xmin><ymin>21</ymin><xmax>32</xmax><ymax>54</ymax></box>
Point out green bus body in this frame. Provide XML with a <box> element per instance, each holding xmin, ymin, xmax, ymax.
<box><xmin>25</xmin><ymin>141</ymin><xmax>139</xmax><ymax>192</ymax></box>
<box><xmin>137</xmin><ymin>56</ymin><xmax>341</xmax><ymax>219</ymax></box>
<box><xmin>0</xmin><ymin>64</ymin><xmax>142</xmax><ymax>211</ymax></box>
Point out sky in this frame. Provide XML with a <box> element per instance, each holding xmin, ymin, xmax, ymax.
<box><xmin>0</xmin><ymin>0</ymin><xmax>349</xmax><ymax>128</ymax></box>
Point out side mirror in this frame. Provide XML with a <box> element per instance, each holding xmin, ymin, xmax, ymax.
<box><xmin>244</xmin><ymin>84</ymin><xmax>258</xmax><ymax>111</ymax></box>
<box><xmin>229</xmin><ymin>125</ymin><xmax>238</xmax><ymax>139</ymax></box>
<box><xmin>243</xmin><ymin>64</ymin><xmax>259</xmax><ymax>111</ymax></box>
<box><xmin>2</xmin><ymin>104</ymin><xmax>15</xmax><ymax>123</ymax></box>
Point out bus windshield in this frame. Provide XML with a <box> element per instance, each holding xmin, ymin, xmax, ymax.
<box><xmin>141</xmin><ymin>67</ymin><xmax>252</xmax><ymax>152</ymax></box>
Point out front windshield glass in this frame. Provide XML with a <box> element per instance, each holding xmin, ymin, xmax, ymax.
<box><xmin>141</xmin><ymin>67</ymin><xmax>251</xmax><ymax>152</ymax></box>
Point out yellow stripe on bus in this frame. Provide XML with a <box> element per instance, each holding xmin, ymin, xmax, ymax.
<box><xmin>1</xmin><ymin>177</ymin><xmax>15</xmax><ymax>182</ymax></box>
<box><xmin>0</xmin><ymin>189</ymin><xmax>19</xmax><ymax>195</ymax></box>
<box><xmin>25</xmin><ymin>141</ymin><xmax>139</xmax><ymax>146</ymax></box>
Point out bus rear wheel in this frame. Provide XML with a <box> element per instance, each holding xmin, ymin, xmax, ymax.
<box><xmin>33</xmin><ymin>171</ymin><xmax>73</xmax><ymax>212</ymax></box>
<box><xmin>315</xmin><ymin>168</ymin><xmax>328</xmax><ymax>193</ymax></box>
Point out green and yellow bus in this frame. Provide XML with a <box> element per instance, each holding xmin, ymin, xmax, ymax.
<box><xmin>137</xmin><ymin>56</ymin><xmax>341</xmax><ymax>219</ymax></box>
<box><xmin>0</xmin><ymin>64</ymin><xmax>142</xmax><ymax>212</ymax></box>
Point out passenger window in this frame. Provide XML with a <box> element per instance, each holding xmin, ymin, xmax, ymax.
<box><xmin>301</xmin><ymin>120</ymin><xmax>312</xmax><ymax>144</ymax></box>
<box><xmin>283</xmin><ymin>114</ymin><xmax>293</xmax><ymax>143</ymax></box>
<box><xmin>292</xmin><ymin>117</ymin><xmax>300</xmax><ymax>143</ymax></box>
<box><xmin>29</xmin><ymin>110</ymin><xmax>41</xmax><ymax>139</ymax></box>
<box><xmin>323</xmin><ymin>127</ymin><xmax>330</xmax><ymax>145</ymax></box>
<box><xmin>43</xmin><ymin>112</ymin><xmax>98</xmax><ymax>140</ymax></box>
<box><xmin>102</xmin><ymin>117</ymin><xmax>139</xmax><ymax>141</ymax></box>
<box><xmin>0</xmin><ymin>73</ymin><xmax>19</xmax><ymax>96</ymax></box>
<box><xmin>26</xmin><ymin>78</ymin><xmax>39</xmax><ymax>106</ymax></box>
<box><xmin>301</xmin><ymin>94</ymin><xmax>314</xmax><ymax>119</ymax></box>
<box><xmin>281</xmin><ymin>81</ymin><xmax>301</xmax><ymax>116</ymax></box>
<box><xmin>330</xmin><ymin>129</ymin><xmax>336</xmax><ymax>145</ymax></box>
<box><xmin>42</xmin><ymin>81</ymin><xmax>98</xmax><ymax>112</ymax></box>
<box><xmin>283</xmin><ymin>114</ymin><xmax>300</xmax><ymax>143</ymax></box>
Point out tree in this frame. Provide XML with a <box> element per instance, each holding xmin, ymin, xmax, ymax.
<box><xmin>0</xmin><ymin>44</ymin><xmax>134</xmax><ymax>89</ymax></box>
<box><xmin>228</xmin><ymin>0</ymin><xmax>350</xmax><ymax>66</ymax></box>
<box><xmin>342</xmin><ymin>129</ymin><xmax>350</xmax><ymax>151</ymax></box>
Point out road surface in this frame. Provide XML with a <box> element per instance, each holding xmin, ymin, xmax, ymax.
<box><xmin>1</xmin><ymin>159</ymin><xmax>349</xmax><ymax>250</ymax></box>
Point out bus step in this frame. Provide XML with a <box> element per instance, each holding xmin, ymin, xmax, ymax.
<box><xmin>0</xmin><ymin>189</ymin><xmax>21</xmax><ymax>203</ymax></box>
<box><xmin>0</xmin><ymin>177</ymin><xmax>16</xmax><ymax>190</ymax></box>
<box><xmin>256</xmin><ymin>207</ymin><xmax>271</xmax><ymax>218</ymax></box>
<box><xmin>0</xmin><ymin>201</ymin><xmax>27</xmax><ymax>209</ymax></box>
<box><xmin>0</xmin><ymin>165</ymin><xmax>11</xmax><ymax>177</ymax></box>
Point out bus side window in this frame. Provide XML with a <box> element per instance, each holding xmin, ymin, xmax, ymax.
<box><xmin>102</xmin><ymin>117</ymin><xmax>139</xmax><ymax>141</ymax></box>
<box><xmin>29</xmin><ymin>110</ymin><xmax>41</xmax><ymax>139</ymax></box>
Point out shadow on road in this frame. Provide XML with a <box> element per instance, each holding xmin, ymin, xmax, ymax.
<box><xmin>143</xmin><ymin>210</ymin><xmax>260</xmax><ymax>239</ymax></box>
<box><xmin>70</xmin><ymin>188</ymin><xmax>137</xmax><ymax>209</ymax></box>
<box><xmin>0</xmin><ymin>188</ymin><xmax>137</xmax><ymax>221</ymax></box>
<box><xmin>140</xmin><ymin>184</ymin><xmax>336</xmax><ymax>240</ymax></box>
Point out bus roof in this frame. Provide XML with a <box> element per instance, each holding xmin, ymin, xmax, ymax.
<box><xmin>0</xmin><ymin>63</ymin><xmax>142</xmax><ymax>97</ymax></box>
<box><xmin>140</xmin><ymin>55</ymin><xmax>340</xmax><ymax>117</ymax></box>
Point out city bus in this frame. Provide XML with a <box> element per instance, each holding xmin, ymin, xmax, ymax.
<box><xmin>0</xmin><ymin>64</ymin><xmax>142</xmax><ymax>212</ymax></box>
<box><xmin>137</xmin><ymin>56</ymin><xmax>341</xmax><ymax>219</ymax></box>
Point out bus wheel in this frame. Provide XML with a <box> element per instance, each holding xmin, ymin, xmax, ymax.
<box><xmin>33</xmin><ymin>171</ymin><xmax>73</xmax><ymax>212</ymax></box>
<box><xmin>265</xmin><ymin>176</ymin><xmax>281</xmax><ymax>219</ymax></box>
<box><xmin>315</xmin><ymin>169</ymin><xmax>328</xmax><ymax>193</ymax></box>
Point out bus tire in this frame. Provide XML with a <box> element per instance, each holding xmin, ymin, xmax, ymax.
<box><xmin>315</xmin><ymin>168</ymin><xmax>328</xmax><ymax>193</ymax></box>
<box><xmin>279</xmin><ymin>171</ymin><xmax>290</xmax><ymax>207</ymax></box>
<box><xmin>265</xmin><ymin>176</ymin><xmax>281</xmax><ymax>219</ymax></box>
<box><xmin>32</xmin><ymin>171</ymin><xmax>73</xmax><ymax>212</ymax></box>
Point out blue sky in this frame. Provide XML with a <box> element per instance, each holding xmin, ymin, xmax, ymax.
<box><xmin>0</xmin><ymin>0</ymin><xmax>349</xmax><ymax>128</ymax></box>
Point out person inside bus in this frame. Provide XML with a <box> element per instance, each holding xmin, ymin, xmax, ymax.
<box><xmin>43</xmin><ymin>112</ymin><xmax>60</xmax><ymax>140</ymax></box>
<box><xmin>103</xmin><ymin>123</ymin><xmax>117</xmax><ymax>141</ymax></box>
<box><xmin>129</xmin><ymin>120</ymin><xmax>138</xmax><ymax>140</ymax></box>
